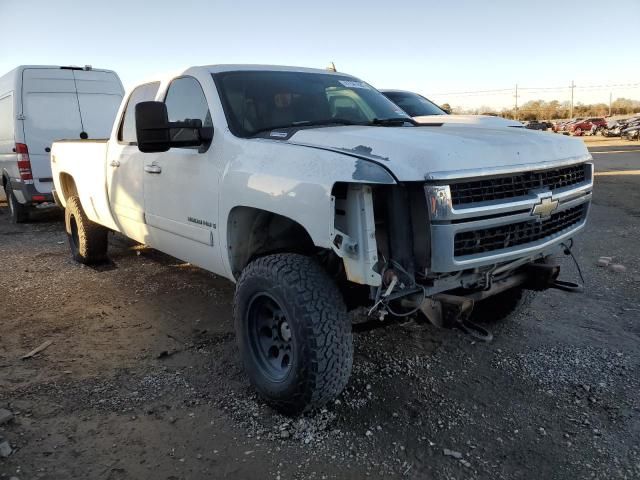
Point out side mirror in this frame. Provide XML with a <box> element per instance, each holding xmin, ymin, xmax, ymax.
<box><xmin>135</xmin><ymin>101</ymin><xmax>213</xmax><ymax>153</ymax></box>
<box><xmin>136</xmin><ymin>101</ymin><xmax>171</xmax><ymax>153</ymax></box>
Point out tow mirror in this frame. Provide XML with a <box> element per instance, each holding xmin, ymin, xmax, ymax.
<box><xmin>136</xmin><ymin>101</ymin><xmax>213</xmax><ymax>153</ymax></box>
<box><xmin>135</xmin><ymin>102</ymin><xmax>171</xmax><ymax>153</ymax></box>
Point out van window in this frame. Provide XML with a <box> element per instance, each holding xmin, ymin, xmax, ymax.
<box><xmin>78</xmin><ymin>93</ymin><xmax>122</xmax><ymax>139</ymax></box>
<box><xmin>0</xmin><ymin>95</ymin><xmax>13</xmax><ymax>141</ymax></box>
<box><xmin>164</xmin><ymin>76</ymin><xmax>212</xmax><ymax>149</ymax></box>
<box><xmin>23</xmin><ymin>92</ymin><xmax>83</xmax><ymax>147</ymax></box>
<box><xmin>119</xmin><ymin>82</ymin><xmax>160</xmax><ymax>144</ymax></box>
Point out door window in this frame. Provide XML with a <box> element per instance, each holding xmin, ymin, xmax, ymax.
<box><xmin>164</xmin><ymin>77</ymin><xmax>212</xmax><ymax>150</ymax></box>
<box><xmin>118</xmin><ymin>82</ymin><xmax>160</xmax><ymax>144</ymax></box>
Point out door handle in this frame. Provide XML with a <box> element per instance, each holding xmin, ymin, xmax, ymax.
<box><xmin>144</xmin><ymin>164</ymin><xmax>162</xmax><ymax>174</ymax></box>
<box><xmin>110</xmin><ymin>160</ymin><xmax>120</xmax><ymax>168</ymax></box>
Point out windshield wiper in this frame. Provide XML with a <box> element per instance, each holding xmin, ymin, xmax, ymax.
<box><xmin>369</xmin><ymin>117</ymin><xmax>416</xmax><ymax>126</ymax></box>
<box><xmin>250</xmin><ymin>118</ymin><xmax>363</xmax><ymax>137</ymax></box>
<box><xmin>297</xmin><ymin>118</ymin><xmax>365</xmax><ymax>127</ymax></box>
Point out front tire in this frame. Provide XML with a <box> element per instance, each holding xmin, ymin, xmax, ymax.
<box><xmin>5</xmin><ymin>183</ymin><xmax>29</xmax><ymax>224</ymax></box>
<box><xmin>64</xmin><ymin>195</ymin><xmax>108</xmax><ymax>264</ymax></box>
<box><xmin>234</xmin><ymin>253</ymin><xmax>353</xmax><ymax>415</ymax></box>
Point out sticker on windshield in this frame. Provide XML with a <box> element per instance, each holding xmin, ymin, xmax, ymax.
<box><xmin>339</xmin><ymin>80</ymin><xmax>371</xmax><ymax>90</ymax></box>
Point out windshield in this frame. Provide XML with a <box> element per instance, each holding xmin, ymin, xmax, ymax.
<box><xmin>381</xmin><ymin>91</ymin><xmax>446</xmax><ymax>117</ymax></box>
<box><xmin>212</xmin><ymin>71</ymin><xmax>411</xmax><ymax>137</ymax></box>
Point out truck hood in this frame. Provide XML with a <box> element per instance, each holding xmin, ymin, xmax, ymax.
<box><xmin>413</xmin><ymin>114</ymin><xmax>523</xmax><ymax>128</ymax></box>
<box><xmin>288</xmin><ymin>125</ymin><xmax>590</xmax><ymax>181</ymax></box>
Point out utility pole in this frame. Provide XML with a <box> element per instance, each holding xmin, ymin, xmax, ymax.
<box><xmin>514</xmin><ymin>83</ymin><xmax>519</xmax><ymax>120</ymax></box>
<box><xmin>569</xmin><ymin>80</ymin><xmax>575</xmax><ymax>119</ymax></box>
<box><xmin>609</xmin><ymin>91</ymin><xmax>612</xmax><ymax>117</ymax></box>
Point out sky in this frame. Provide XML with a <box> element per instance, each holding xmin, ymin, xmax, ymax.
<box><xmin>1</xmin><ymin>0</ymin><xmax>639</xmax><ymax>110</ymax></box>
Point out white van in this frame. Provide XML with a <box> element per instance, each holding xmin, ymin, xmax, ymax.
<box><xmin>0</xmin><ymin>65</ymin><xmax>124</xmax><ymax>222</ymax></box>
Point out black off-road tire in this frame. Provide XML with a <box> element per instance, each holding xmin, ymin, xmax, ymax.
<box><xmin>64</xmin><ymin>195</ymin><xmax>108</xmax><ymax>264</ymax></box>
<box><xmin>5</xmin><ymin>183</ymin><xmax>30</xmax><ymax>224</ymax></box>
<box><xmin>234</xmin><ymin>253</ymin><xmax>353</xmax><ymax>415</ymax></box>
<box><xmin>470</xmin><ymin>287</ymin><xmax>534</xmax><ymax>324</ymax></box>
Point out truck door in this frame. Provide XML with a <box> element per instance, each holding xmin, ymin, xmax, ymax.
<box><xmin>142</xmin><ymin>76</ymin><xmax>223</xmax><ymax>273</ymax></box>
<box><xmin>106</xmin><ymin>82</ymin><xmax>159</xmax><ymax>242</ymax></box>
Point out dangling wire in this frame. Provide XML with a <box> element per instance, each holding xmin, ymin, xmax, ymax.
<box><xmin>368</xmin><ymin>260</ymin><xmax>426</xmax><ymax>318</ymax></box>
<box><xmin>561</xmin><ymin>241</ymin><xmax>585</xmax><ymax>285</ymax></box>
<box><xmin>384</xmin><ymin>285</ymin><xmax>426</xmax><ymax>317</ymax></box>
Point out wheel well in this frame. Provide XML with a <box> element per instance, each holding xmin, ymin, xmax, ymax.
<box><xmin>58</xmin><ymin>173</ymin><xmax>79</xmax><ymax>203</ymax></box>
<box><xmin>227</xmin><ymin>207</ymin><xmax>316</xmax><ymax>278</ymax></box>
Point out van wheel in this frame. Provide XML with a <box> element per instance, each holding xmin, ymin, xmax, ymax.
<box><xmin>64</xmin><ymin>195</ymin><xmax>108</xmax><ymax>264</ymax></box>
<box><xmin>5</xmin><ymin>183</ymin><xmax>30</xmax><ymax>224</ymax></box>
<box><xmin>234</xmin><ymin>253</ymin><xmax>353</xmax><ymax>415</ymax></box>
<box><xmin>470</xmin><ymin>287</ymin><xmax>534</xmax><ymax>324</ymax></box>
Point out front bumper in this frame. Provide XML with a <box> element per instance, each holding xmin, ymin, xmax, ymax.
<box><xmin>425</xmin><ymin>162</ymin><xmax>593</xmax><ymax>272</ymax></box>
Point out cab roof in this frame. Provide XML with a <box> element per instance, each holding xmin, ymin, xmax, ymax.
<box><xmin>201</xmin><ymin>64</ymin><xmax>352</xmax><ymax>76</ymax></box>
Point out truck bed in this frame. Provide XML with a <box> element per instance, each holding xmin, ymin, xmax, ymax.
<box><xmin>51</xmin><ymin>139</ymin><xmax>119</xmax><ymax>231</ymax></box>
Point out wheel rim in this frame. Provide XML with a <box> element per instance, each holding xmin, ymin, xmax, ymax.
<box><xmin>69</xmin><ymin>214</ymin><xmax>80</xmax><ymax>251</ymax></box>
<box><xmin>246</xmin><ymin>293</ymin><xmax>294</xmax><ymax>382</ymax></box>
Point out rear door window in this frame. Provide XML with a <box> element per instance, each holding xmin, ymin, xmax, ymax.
<box><xmin>77</xmin><ymin>94</ymin><xmax>122</xmax><ymax>139</ymax></box>
<box><xmin>21</xmin><ymin>68</ymin><xmax>83</xmax><ymax>153</ymax></box>
<box><xmin>74</xmin><ymin>70</ymin><xmax>123</xmax><ymax>139</ymax></box>
<box><xmin>118</xmin><ymin>82</ymin><xmax>160</xmax><ymax>144</ymax></box>
<box><xmin>23</xmin><ymin>93</ymin><xmax>83</xmax><ymax>148</ymax></box>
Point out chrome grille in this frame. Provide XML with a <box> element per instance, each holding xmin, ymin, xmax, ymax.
<box><xmin>449</xmin><ymin>164</ymin><xmax>587</xmax><ymax>206</ymax></box>
<box><xmin>454</xmin><ymin>204</ymin><xmax>587</xmax><ymax>257</ymax></box>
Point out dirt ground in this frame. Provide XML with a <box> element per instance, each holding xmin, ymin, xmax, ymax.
<box><xmin>1</xmin><ymin>142</ymin><xmax>639</xmax><ymax>480</ymax></box>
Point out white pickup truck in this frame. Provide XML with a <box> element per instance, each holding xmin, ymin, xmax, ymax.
<box><xmin>51</xmin><ymin>65</ymin><xmax>593</xmax><ymax>414</ymax></box>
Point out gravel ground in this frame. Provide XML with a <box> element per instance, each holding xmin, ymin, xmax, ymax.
<box><xmin>1</xmin><ymin>143</ymin><xmax>639</xmax><ymax>480</ymax></box>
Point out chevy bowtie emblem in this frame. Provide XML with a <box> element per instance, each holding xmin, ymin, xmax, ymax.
<box><xmin>531</xmin><ymin>197</ymin><xmax>559</xmax><ymax>219</ymax></box>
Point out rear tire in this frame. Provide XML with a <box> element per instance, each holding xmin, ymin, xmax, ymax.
<box><xmin>5</xmin><ymin>183</ymin><xmax>29</xmax><ymax>224</ymax></box>
<box><xmin>64</xmin><ymin>195</ymin><xmax>108</xmax><ymax>264</ymax></box>
<box><xmin>234</xmin><ymin>253</ymin><xmax>353</xmax><ymax>415</ymax></box>
<box><xmin>470</xmin><ymin>287</ymin><xmax>534</xmax><ymax>324</ymax></box>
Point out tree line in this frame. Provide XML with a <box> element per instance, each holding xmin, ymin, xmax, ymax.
<box><xmin>449</xmin><ymin>98</ymin><xmax>640</xmax><ymax>120</ymax></box>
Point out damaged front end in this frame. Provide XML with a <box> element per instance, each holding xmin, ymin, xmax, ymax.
<box><xmin>329</xmin><ymin>160</ymin><xmax>593</xmax><ymax>340</ymax></box>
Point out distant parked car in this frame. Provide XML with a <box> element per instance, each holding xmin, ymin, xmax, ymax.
<box><xmin>378</xmin><ymin>90</ymin><xmax>447</xmax><ymax>117</ymax></box>
<box><xmin>560</xmin><ymin>118</ymin><xmax>584</xmax><ymax>133</ymax></box>
<box><xmin>602</xmin><ymin>118</ymin><xmax>628</xmax><ymax>137</ymax></box>
<box><xmin>621</xmin><ymin>123</ymin><xmax>640</xmax><ymax>141</ymax></box>
<box><xmin>380</xmin><ymin>90</ymin><xmax>522</xmax><ymax>128</ymax></box>
<box><xmin>569</xmin><ymin>118</ymin><xmax>607</xmax><ymax>136</ymax></box>
<box><xmin>524</xmin><ymin>120</ymin><xmax>548</xmax><ymax>131</ymax></box>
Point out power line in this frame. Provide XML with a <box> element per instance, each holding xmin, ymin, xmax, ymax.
<box><xmin>430</xmin><ymin>82</ymin><xmax>640</xmax><ymax>97</ymax></box>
